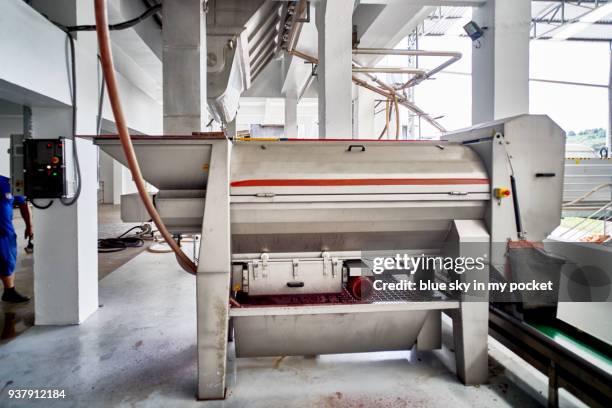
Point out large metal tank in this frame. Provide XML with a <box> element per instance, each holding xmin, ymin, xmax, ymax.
<box><xmin>230</xmin><ymin>140</ymin><xmax>489</xmax><ymax>253</ymax></box>
<box><xmin>98</xmin><ymin>137</ymin><xmax>490</xmax><ymax>252</ymax></box>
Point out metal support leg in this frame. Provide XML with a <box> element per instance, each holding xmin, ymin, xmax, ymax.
<box><xmin>548</xmin><ymin>361</ymin><xmax>559</xmax><ymax>408</ymax></box>
<box><xmin>452</xmin><ymin>302</ymin><xmax>489</xmax><ymax>384</ymax></box>
<box><xmin>197</xmin><ymin>140</ymin><xmax>232</xmax><ymax>400</ymax></box>
<box><xmin>416</xmin><ymin>310</ymin><xmax>441</xmax><ymax>351</ymax></box>
<box><xmin>447</xmin><ymin>220</ymin><xmax>490</xmax><ymax>384</ymax></box>
<box><xmin>228</xmin><ymin>317</ymin><xmax>234</xmax><ymax>342</ymax></box>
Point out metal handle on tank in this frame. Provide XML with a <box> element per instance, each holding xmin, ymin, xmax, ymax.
<box><xmin>347</xmin><ymin>145</ymin><xmax>366</xmax><ymax>152</ymax></box>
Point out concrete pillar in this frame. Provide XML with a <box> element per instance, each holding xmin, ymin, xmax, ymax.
<box><xmin>608</xmin><ymin>45</ymin><xmax>611</xmax><ymax>152</ymax></box>
<box><xmin>163</xmin><ymin>0</ymin><xmax>207</xmax><ymax>133</ymax></box>
<box><xmin>30</xmin><ymin>0</ymin><xmax>104</xmax><ymax>324</ymax></box>
<box><xmin>31</xmin><ymin>107</ymin><xmax>99</xmax><ymax>325</ymax></box>
<box><xmin>284</xmin><ymin>94</ymin><xmax>298</xmax><ymax>138</ymax></box>
<box><xmin>316</xmin><ymin>0</ymin><xmax>354</xmax><ymax>138</ymax></box>
<box><xmin>355</xmin><ymin>86</ymin><xmax>376</xmax><ymax>139</ymax></box>
<box><xmin>98</xmin><ymin>151</ymin><xmax>114</xmax><ymax>204</ymax></box>
<box><xmin>0</xmin><ymin>0</ymin><xmax>99</xmax><ymax>324</ymax></box>
<box><xmin>112</xmin><ymin>160</ymin><xmax>123</xmax><ymax>205</ymax></box>
<box><xmin>225</xmin><ymin>119</ymin><xmax>237</xmax><ymax>138</ymax></box>
<box><xmin>472</xmin><ymin>0</ymin><xmax>531</xmax><ymax>124</ymax></box>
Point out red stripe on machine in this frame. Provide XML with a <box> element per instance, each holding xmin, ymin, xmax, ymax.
<box><xmin>230</xmin><ymin>178</ymin><xmax>490</xmax><ymax>187</ymax></box>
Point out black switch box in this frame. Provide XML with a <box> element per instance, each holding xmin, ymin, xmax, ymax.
<box><xmin>23</xmin><ymin>138</ymin><xmax>69</xmax><ymax>199</ymax></box>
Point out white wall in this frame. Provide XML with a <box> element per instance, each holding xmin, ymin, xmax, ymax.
<box><xmin>414</xmin><ymin>35</ymin><xmax>473</xmax><ymax>138</ymax></box>
<box><xmin>0</xmin><ymin>1</ymin><xmax>71</xmax><ymax>106</ymax></box>
<box><xmin>0</xmin><ymin>138</ymin><xmax>9</xmax><ymax>176</ymax></box>
<box><xmin>236</xmin><ymin>97</ymin><xmax>319</xmax><ymax>138</ymax></box>
<box><xmin>530</xmin><ymin>40</ymin><xmax>610</xmax><ymax>133</ymax></box>
<box><xmin>99</xmin><ymin>151</ymin><xmax>114</xmax><ymax>203</ymax></box>
<box><xmin>0</xmin><ymin>116</ymin><xmax>21</xmax><ymax>176</ymax></box>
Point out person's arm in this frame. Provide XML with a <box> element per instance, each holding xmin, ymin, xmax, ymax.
<box><xmin>17</xmin><ymin>200</ymin><xmax>33</xmax><ymax>239</ymax></box>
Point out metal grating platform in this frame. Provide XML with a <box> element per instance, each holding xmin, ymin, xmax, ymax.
<box><xmin>235</xmin><ymin>274</ymin><xmax>452</xmax><ymax>307</ymax></box>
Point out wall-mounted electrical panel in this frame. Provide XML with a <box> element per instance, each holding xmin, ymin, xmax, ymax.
<box><xmin>22</xmin><ymin>138</ymin><xmax>75</xmax><ymax>199</ymax></box>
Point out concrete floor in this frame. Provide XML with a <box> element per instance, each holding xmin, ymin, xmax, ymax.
<box><xmin>0</xmin><ymin>206</ymin><xmax>588</xmax><ymax>407</ymax></box>
<box><xmin>0</xmin><ymin>238</ymin><xmax>587</xmax><ymax>407</ymax></box>
<box><xmin>0</xmin><ymin>205</ymin><xmax>146</xmax><ymax>343</ymax></box>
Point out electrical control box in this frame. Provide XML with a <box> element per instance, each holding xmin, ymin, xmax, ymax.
<box><xmin>23</xmin><ymin>138</ymin><xmax>75</xmax><ymax>199</ymax></box>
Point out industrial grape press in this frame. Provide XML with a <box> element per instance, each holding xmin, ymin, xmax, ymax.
<box><xmin>95</xmin><ymin>114</ymin><xmax>565</xmax><ymax>400</ymax></box>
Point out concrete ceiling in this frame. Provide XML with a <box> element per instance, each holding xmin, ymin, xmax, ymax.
<box><xmin>42</xmin><ymin>0</ymin><xmax>475</xmax><ymax>121</ymax></box>
<box><xmin>248</xmin><ymin>0</ymin><xmax>439</xmax><ymax>101</ymax></box>
<box><xmin>106</xmin><ymin>0</ymin><xmax>163</xmax><ymax>103</ymax></box>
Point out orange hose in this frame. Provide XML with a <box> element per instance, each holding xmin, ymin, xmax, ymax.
<box><xmin>394</xmin><ymin>94</ymin><xmax>400</xmax><ymax>140</ymax></box>
<box><xmin>94</xmin><ymin>0</ymin><xmax>197</xmax><ymax>275</ymax></box>
<box><xmin>385</xmin><ymin>99</ymin><xmax>390</xmax><ymax>139</ymax></box>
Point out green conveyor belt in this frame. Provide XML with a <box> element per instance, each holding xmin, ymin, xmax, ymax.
<box><xmin>530</xmin><ymin>323</ymin><xmax>612</xmax><ymax>374</ymax></box>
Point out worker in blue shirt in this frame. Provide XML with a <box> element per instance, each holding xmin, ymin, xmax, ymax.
<box><xmin>0</xmin><ymin>175</ymin><xmax>32</xmax><ymax>303</ymax></box>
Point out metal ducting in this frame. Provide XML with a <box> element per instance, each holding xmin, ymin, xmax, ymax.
<box><xmin>206</xmin><ymin>0</ymin><xmax>282</xmax><ymax>124</ymax></box>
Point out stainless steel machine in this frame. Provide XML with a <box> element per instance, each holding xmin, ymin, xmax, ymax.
<box><xmin>96</xmin><ymin>114</ymin><xmax>565</xmax><ymax>400</ymax></box>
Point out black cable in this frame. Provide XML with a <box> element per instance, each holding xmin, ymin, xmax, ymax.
<box><xmin>67</xmin><ymin>4</ymin><xmax>162</xmax><ymax>32</ymax></box>
<box><xmin>98</xmin><ymin>237</ymin><xmax>144</xmax><ymax>253</ymax></box>
<box><xmin>118</xmin><ymin>225</ymin><xmax>144</xmax><ymax>239</ymax></box>
<box><xmin>98</xmin><ymin>224</ymin><xmax>149</xmax><ymax>253</ymax></box>
<box><xmin>140</xmin><ymin>0</ymin><xmax>163</xmax><ymax>28</ymax></box>
<box><xmin>44</xmin><ymin>5</ymin><xmax>161</xmax><ymax>208</ymax></box>
<box><xmin>96</xmin><ymin>55</ymin><xmax>105</xmax><ymax>136</ymax></box>
<box><xmin>59</xmin><ymin>31</ymin><xmax>82</xmax><ymax>207</ymax></box>
<box><xmin>30</xmin><ymin>199</ymin><xmax>54</xmax><ymax>210</ymax></box>
<box><xmin>98</xmin><ymin>238</ymin><xmax>128</xmax><ymax>253</ymax></box>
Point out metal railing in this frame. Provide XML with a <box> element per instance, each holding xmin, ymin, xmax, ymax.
<box><xmin>559</xmin><ymin>200</ymin><xmax>612</xmax><ymax>242</ymax></box>
<box><xmin>563</xmin><ymin>182</ymin><xmax>612</xmax><ymax>210</ymax></box>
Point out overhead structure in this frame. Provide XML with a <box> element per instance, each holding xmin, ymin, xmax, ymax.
<box><xmin>418</xmin><ymin>2</ymin><xmax>612</xmax><ymax>42</ymax></box>
<box><xmin>205</xmin><ymin>0</ymin><xmax>278</xmax><ymax>125</ymax></box>
<box><xmin>273</xmin><ymin>0</ymin><xmax>462</xmax><ymax>135</ymax></box>
<box><xmin>532</xmin><ymin>0</ymin><xmax>612</xmax><ymax>41</ymax></box>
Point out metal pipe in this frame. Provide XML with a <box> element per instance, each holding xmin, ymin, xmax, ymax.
<box><xmin>353</xmin><ymin>48</ymin><xmax>462</xmax><ymax>58</ymax></box>
<box><xmin>286</xmin><ymin>0</ymin><xmax>308</xmax><ymax>53</ymax></box>
<box><xmin>352</xmin><ymin>48</ymin><xmax>462</xmax><ymax>91</ymax></box>
<box><xmin>352</xmin><ymin>60</ymin><xmax>446</xmax><ymax>132</ymax></box>
<box><xmin>351</xmin><ymin>75</ymin><xmax>391</xmax><ymax>98</ymax></box>
<box><xmin>284</xmin><ymin>1</ymin><xmax>315</xmax><ymax>102</ymax></box>
<box><xmin>94</xmin><ymin>0</ymin><xmax>197</xmax><ymax>275</ymax></box>
<box><xmin>396</xmin><ymin>99</ymin><xmax>445</xmax><ymax>133</ymax></box>
<box><xmin>394</xmin><ymin>94</ymin><xmax>400</xmax><ymax>140</ymax></box>
<box><xmin>288</xmin><ymin>50</ymin><xmax>446</xmax><ymax>132</ymax></box>
<box><xmin>385</xmin><ymin>100</ymin><xmax>390</xmax><ymax>139</ymax></box>
<box><xmin>289</xmin><ymin>48</ymin><xmax>318</xmax><ymax>64</ymax></box>
<box><xmin>399</xmin><ymin>54</ymin><xmax>461</xmax><ymax>90</ymax></box>
<box><xmin>274</xmin><ymin>2</ymin><xmax>289</xmax><ymax>55</ymax></box>
<box><xmin>563</xmin><ymin>183</ymin><xmax>612</xmax><ymax>207</ymax></box>
<box><xmin>298</xmin><ymin>72</ymin><xmax>315</xmax><ymax>101</ymax></box>
<box><xmin>377</xmin><ymin>100</ymin><xmax>389</xmax><ymax>140</ymax></box>
<box><xmin>352</xmin><ymin>67</ymin><xmax>427</xmax><ymax>75</ymax></box>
